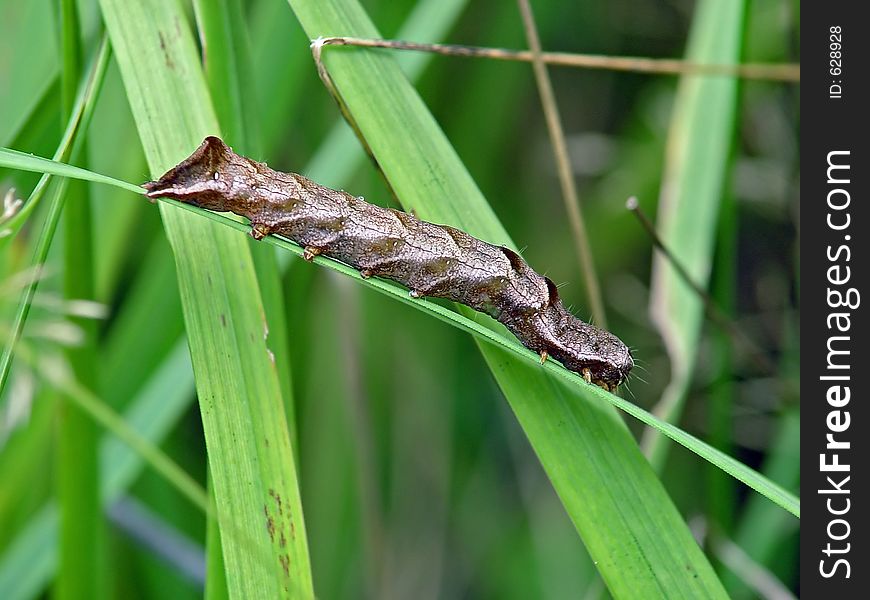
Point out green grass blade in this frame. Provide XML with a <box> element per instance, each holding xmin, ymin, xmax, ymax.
<box><xmin>55</xmin><ymin>3</ymin><xmax>101</xmax><ymax>598</ymax></box>
<box><xmin>85</xmin><ymin>66</ymin><xmax>151</xmax><ymax>302</ymax></box>
<box><xmin>302</xmin><ymin>0</ymin><xmax>468</xmax><ymax>188</ymax></box>
<box><xmin>723</xmin><ymin>409</ymin><xmax>799</xmax><ymax>596</ymax></box>
<box><xmin>645</xmin><ymin>0</ymin><xmax>746</xmax><ymax>467</ymax></box>
<box><xmin>0</xmin><ymin>35</ymin><xmax>109</xmax><ymax>394</ymax></box>
<box><xmin>0</xmin><ymin>151</ymin><xmax>799</xmax><ymax>519</ymax></box>
<box><xmin>0</xmin><ymin>146</ymin><xmax>141</xmax><ymax>194</ymax></box>
<box><xmin>0</xmin><ymin>382</ymin><xmax>54</xmax><ymax>552</ymax></box>
<box><xmin>195</xmin><ymin>1</ymin><xmax>300</xmax><ymax>591</ymax></box>
<box><xmin>194</xmin><ymin>0</ymin><xmax>297</xmax><ymax>453</ymax></box>
<box><xmin>194</xmin><ymin>0</ymin><xmax>262</xmax><ymax>154</ymax></box>
<box><xmin>205</xmin><ymin>473</ymin><xmax>230</xmax><ymax>600</ymax></box>
<box><xmin>96</xmin><ymin>0</ymin><xmax>313</xmax><ymax>597</ymax></box>
<box><xmin>99</xmin><ymin>240</ymin><xmax>184</xmax><ymax>404</ymax></box>
<box><xmin>286</xmin><ymin>1</ymin><xmax>727</xmax><ymax>596</ymax></box>
<box><xmin>0</xmin><ymin>342</ymin><xmax>194</xmax><ymax>600</ymax></box>
<box><xmin>24</xmin><ymin>353</ymin><xmax>209</xmax><ymax>516</ymax></box>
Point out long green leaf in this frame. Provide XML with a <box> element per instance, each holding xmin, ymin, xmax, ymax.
<box><xmin>0</xmin><ymin>151</ymin><xmax>799</xmax><ymax>519</ymax></box>
<box><xmin>194</xmin><ymin>1</ymin><xmax>298</xmax><ymax>593</ymax></box>
<box><xmin>95</xmin><ymin>1</ymin><xmax>312</xmax><ymax>597</ymax></box>
<box><xmin>194</xmin><ymin>0</ymin><xmax>297</xmax><ymax>448</ymax></box>
<box><xmin>723</xmin><ymin>409</ymin><xmax>799</xmax><ymax>596</ymax></box>
<box><xmin>0</xmin><ymin>35</ymin><xmax>109</xmax><ymax>394</ymax></box>
<box><xmin>301</xmin><ymin>0</ymin><xmax>468</xmax><ymax>188</ymax></box>
<box><xmin>286</xmin><ymin>2</ymin><xmax>726</xmax><ymax>596</ymax></box>
<box><xmin>0</xmin><ymin>342</ymin><xmax>194</xmax><ymax>600</ymax></box>
<box><xmin>645</xmin><ymin>0</ymin><xmax>746</xmax><ymax>467</ymax></box>
<box><xmin>55</xmin><ymin>3</ymin><xmax>101</xmax><ymax>598</ymax></box>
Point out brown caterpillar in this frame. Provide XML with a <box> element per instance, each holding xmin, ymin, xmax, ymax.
<box><xmin>144</xmin><ymin>137</ymin><xmax>633</xmax><ymax>390</ymax></box>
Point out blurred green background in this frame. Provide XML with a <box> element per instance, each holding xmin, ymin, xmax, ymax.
<box><xmin>1</xmin><ymin>0</ymin><xmax>799</xmax><ymax>598</ymax></box>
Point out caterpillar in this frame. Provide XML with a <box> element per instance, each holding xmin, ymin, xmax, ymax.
<box><xmin>144</xmin><ymin>137</ymin><xmax>633</xmax><ymax>390</ymax></box>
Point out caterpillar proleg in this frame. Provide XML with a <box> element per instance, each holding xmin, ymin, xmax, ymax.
<box><xmin>144</xmin><ymin>137</ymin><xmax>633</xmax><ymax>389</ymax></box>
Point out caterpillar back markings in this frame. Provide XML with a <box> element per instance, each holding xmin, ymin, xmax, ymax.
<box><xmin>144</xmin><ymin>137</ymin><xmax>633</xmax><ymax>390</ymax></box>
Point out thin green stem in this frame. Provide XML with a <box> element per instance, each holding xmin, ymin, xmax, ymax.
<box><xmin>0</xmin><ymin>149</ymin><xmax>800</xmax><ymax>518</ymax></box>
<box><xmin>55</xmin><ymin>6</ymin><xmax>101</xmax><ymax>600</ymax></box>
<box><xmin>0</xmin><ymin>35</ymin><xmax>110</xmax><ymax>394</ymax></box>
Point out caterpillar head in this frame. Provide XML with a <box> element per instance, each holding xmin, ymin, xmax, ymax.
<box><xmin>143</xmin><ymin>136</ymin><xmax>242</xmax><ymax>211</ymax></box>
<box><xmin>552</xmin><ymin>321</ymin><xmax>633</xmax><ymax>390</ymax></box>
<box><xmin>581</xmin><ymin>333</ymin><xmax>634</xmax><ymax>390</ymax></box>
<box><xmin>538</xmin><ymin>293</ymin><xmax>634</xmax><ymax>390</ymax></box>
